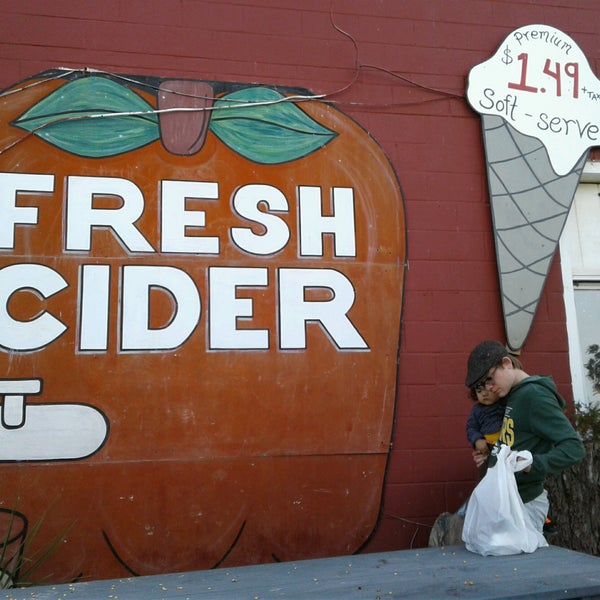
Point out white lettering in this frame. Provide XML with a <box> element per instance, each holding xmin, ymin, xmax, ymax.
<box><xmin>78</xmin><ymin>264</ymin><xmax>110</xmax><ymax>352</ymax></box>
<box><xmin>278</xmin><ymin>268</ymin><xmax>367</xmax><ymax>350</ymax></box>
<box><xmin>160</xmin><ymin>180</ymin><xmax>220</xmax><ymax>254</ymax></box>
<box><xmin>209</xmin><ymin>266</ymin><xmax>269</xmax><ymax>349</ymax></box>
<box><xmin>0</xmin><ymin>172</ymin><xmax>54</xmax><ymax>249</ymax></box>
<box><xmin>298</xmin><ymin>186</ymin><xmax>356</xmax><ymax>257</ymax></box>
<box><xmin>0</xmin><ymin>174</ymin><xmax>368</xmax><ymax>355</ymax></box>
<box><xmin>120</xmin><ymin>266</ymin><xmax>201</xmax><ymax>351</ymax></box>
<box><xmin>65</xmin><ymin>176</ymin><xmax>154</xmax><ymax>252</ymax></box>
<box><xmin>230</xmin><ymin>184</ymin><xmax>290</xmax><ymax>255</ymax></box>
<box><xmin>0</xmin><ymin>263</ymin><xmax>68</xmax><ymax>351</ymax></box>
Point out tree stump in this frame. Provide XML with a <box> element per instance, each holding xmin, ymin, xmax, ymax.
<box><xmin>545</xmin><ymin>440</ymin><xmax>600</xmax><ymax>556</ymax></box>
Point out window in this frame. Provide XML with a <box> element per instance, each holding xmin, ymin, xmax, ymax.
<box><xmin>560</xmin><ymin>164</ymin><xmax>600</xmax><ymax>407</ymax></box>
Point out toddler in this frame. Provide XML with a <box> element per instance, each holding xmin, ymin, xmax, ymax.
<box><xmin>466</xmin><ymin>386</ymin><xmax>504</xmax><ymax>469</ymax></box>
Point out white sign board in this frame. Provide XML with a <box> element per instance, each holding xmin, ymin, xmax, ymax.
<box><xmin>468</xmin><ymin>24</ymin><xmax>599</xmax><ymax>176</ymax></box>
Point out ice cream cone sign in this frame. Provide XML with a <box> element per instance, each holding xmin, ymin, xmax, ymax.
<box><xmin>467</xmin><ymin>24</ymin><xmax>599</xmax><ymax>351</ymax></box>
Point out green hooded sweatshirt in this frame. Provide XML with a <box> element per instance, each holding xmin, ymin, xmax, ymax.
<box><xmin>491</xmin><ymin>375</ymin><xmax>585</xmax><ymax>503</ymax></box>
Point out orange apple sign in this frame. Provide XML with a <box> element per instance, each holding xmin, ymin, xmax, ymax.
<box><xmin>0</xmin><ymin>70</ymin><xmax>406</xmax><ymax>581</ymax></box>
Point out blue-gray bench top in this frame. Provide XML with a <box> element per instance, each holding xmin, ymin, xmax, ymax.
<box><xmin>4</xmin><ymin>544</ymin><xmax>600</xmax><ymax>600</ymax></box>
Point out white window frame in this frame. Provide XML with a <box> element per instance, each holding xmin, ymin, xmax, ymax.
<box><xmin>560</xmin><ymin>161</ymin><xmax>600</xmax><ymax>407</ymax></box>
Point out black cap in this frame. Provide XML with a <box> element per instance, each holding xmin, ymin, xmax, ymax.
<box><xmin>465</xmin><ymin>340</ymin><xmax>509</xmax><ymax>387</ymax></box>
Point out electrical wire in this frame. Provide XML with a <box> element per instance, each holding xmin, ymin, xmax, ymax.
<box><xmin>0</xmin><ymin>6</ymin><xmax>466</xmax><ymax>157</ymax></box>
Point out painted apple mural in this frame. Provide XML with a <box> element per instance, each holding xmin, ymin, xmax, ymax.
<box><xmin>0</xmin><ymin>70</ymin><xmax>405</xmax><ymax>582</ymax></box>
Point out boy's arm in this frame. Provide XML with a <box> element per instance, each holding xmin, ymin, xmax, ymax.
<box><xmin>528</xmin><ymin>393</ymin><xmax>585</xmax><ymax>477</ymax></box>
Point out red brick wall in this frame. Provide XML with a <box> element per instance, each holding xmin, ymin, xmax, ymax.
<box><xmin>1</xmin><ymin>0</ymin><xmax>599</xmax><ymax>555</ymax></box>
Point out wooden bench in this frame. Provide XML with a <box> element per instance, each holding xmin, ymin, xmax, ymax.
<box><xmin>4</xmin><ymin>544</ymin><xmax>600</xmax><ymax>599</ymax></box>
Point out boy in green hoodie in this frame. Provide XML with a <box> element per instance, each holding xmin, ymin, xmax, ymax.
<box><xmin>465</xmin><ymin>340</ymin><xmax>585</xmax><ymax>533</ymax></box>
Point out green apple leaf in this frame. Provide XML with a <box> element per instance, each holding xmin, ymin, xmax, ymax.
<box><xmin>209</xmin><ymin>87</ymin><xmax>337</xmax><ymax>164</ymax></box>
<box><xmin>12</xmin><ymin>79</ymin><xmax>335</xmax><ymax>163</ymax></box>
<box><xmin>12</xmin><ymin>77</ymin><xmax>160</xmax><ymax>158</ymax></box>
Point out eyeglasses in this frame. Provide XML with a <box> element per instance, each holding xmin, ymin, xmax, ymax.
<box><xmin>473</xmin><ymin>366</ymin><xmax>498</xmax><ymax>393</ymax></box>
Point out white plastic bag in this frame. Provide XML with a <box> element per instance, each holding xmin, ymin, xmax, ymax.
<box><xmin>461</xmin><ymin>444</ymin><xmax>548</xmax><ymax>556</ymax></box>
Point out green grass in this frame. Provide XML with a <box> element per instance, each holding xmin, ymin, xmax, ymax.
<box><xmin>1</xmin><ymin>506</ymin><xmax>74</xmax><ymax>589</ymax></box>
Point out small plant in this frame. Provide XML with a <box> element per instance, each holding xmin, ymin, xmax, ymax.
<box><xmin>573</xmin><ymin>401</ymin><xmax>600</xmax><ymax>441</ymax></box>
<box><xmin>572</xmin><ymin>344</ymin><xmax>600</xmax><ymax>441</ymax></box>
<box><xmin>0</xmin><ymin>506</ymin><xmax>74</xmax><ymax>589</ymax></box>
<box><xmin>584</xmin><ymin>344</ymin><xmax>600</xmax><ymax>396</ymax></box>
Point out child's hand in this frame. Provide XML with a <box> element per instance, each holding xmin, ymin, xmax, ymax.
<box><xmin>472</xmin><ymin>439</ymin><xmax>489</xmax><ymax>467</ymax></box>
<box><xmin>474</xmin><ymin>438</ymin><xmax>489</xmax><ymax>454</ymax></box>
<box><xmin>472</xmin><ymin>448</ymin><xmax>488</xmax><ymax>468</ymax></box>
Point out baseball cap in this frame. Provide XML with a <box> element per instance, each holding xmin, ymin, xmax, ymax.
<box><xmin>465</xmin><ymin>340</ymin><xmax>509</xmax><ymax>387</ymax></box>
